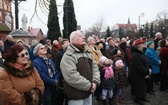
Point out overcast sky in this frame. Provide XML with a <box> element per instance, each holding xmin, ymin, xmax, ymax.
<box><xmin>12</xmin><ymin>0</ymin><xmax>168</xmax><ymax>34</ymax></box>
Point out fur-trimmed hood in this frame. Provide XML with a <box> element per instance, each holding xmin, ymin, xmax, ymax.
<box><xmin>2</xmin><ymin>60</ymin><xmax>34</xmax><ymax>78</ymax></box>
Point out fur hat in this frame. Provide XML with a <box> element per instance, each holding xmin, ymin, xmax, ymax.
<box><xmin>133</xmin><ymin>38</ymin><xmax>145</xmax><ymax>46</ymax></box>
<box><xmin>33</xmin><ymin>43</ymin><xmax>43</xmax><ymax>56</ymax></box>
<box><xmin>99</xmin><ymin>56</ymin><xmax>108</xmax><ymax>64</ymax></box>
<box><xmin>147</xmin><ymin>41</ymin><xmax>154</xmax><ymax>47</ymax></box>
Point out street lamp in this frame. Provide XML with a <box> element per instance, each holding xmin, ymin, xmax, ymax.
<box><xmin>138</xmin><ymin>13</ymin><xmax>145</xmax><ymax>30</ymax></box>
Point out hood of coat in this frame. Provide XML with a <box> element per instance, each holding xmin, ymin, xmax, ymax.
<box><xmin>2</xmin><ymin>60</ymin><xmax>34</xmax><ymax>78</ymax></box>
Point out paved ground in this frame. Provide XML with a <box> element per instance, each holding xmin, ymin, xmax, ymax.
<box><xmin>95</xmin><ymin>83</ymin><xmax>168</xmax><ymax>105</ymax></box>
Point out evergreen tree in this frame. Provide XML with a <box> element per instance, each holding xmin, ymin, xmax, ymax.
<box><xmin>144</xmin><ymin>22</ymin><xmax>149</xmax><ymax>38</ymax></box>
<box><xmin>47</xmin><ymin>0</ymin><xmax>61</xmax><ymax>42</ymax></box>
<box><xmin>119</xmin><ymin>28</ymin><xmax>123</xmax><ymax>39</ymax></box>
<box><xmin>150</xmin><ymin>22</ymin><xmax>154</xmax><ymax>39</ymax></box>
<box><xmin>63</xmin><ymin>0</ymin><xmax>77</xmax><ymax>39</ymax></box>
<box><xmin>139</xmin><ymin>29</ymin><xmax>143</xmax><ymax>38</ymax></box>
<box><xmin>106</xmin><ymin>26</ymin><xmax>111</xmax><ymax>37</ymax></box>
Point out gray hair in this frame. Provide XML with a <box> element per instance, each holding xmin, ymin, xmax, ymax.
<box><xmin>87</xmin><ymin>36</ymin><xmax>94</xmax><ymax>44</ymax></box>
<box><xmin>155</xmin><ymin>32</ymin><xmax>162</xmax><ymax>37</ymax></box>
<box><xmin>69</xmin><ymin>30</ymin><xmax>82</xmax><ymax>43</ymax></box>
<box><xmin>6</xmin><ymin>35</ymin><xmax>13</xmax><ymax>40</ymax></box>
<box><xmin>53</xmin><ymin>40</ymin><xmax>59</xmax><ymax>45</ymax></box>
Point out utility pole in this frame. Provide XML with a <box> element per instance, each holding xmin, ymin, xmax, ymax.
<box><xmin>9</xmin><ymin>0</ymin><xmax>26</xmax><ymax>29</ymax></box>
<box><xmin>14</xmin><ymin>0</ymin><xmax>19</xmax><ymax>29</ymax></box>
<box><xmin>65</xmin><ymin>0</ymin><xmax>69</xmax><ymax>39</ymax></box>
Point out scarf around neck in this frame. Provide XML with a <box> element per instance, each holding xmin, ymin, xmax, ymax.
<box><xmin>104</xmin><ymin>65</ymin><xmax>114</xmax><ymax>80</ymax></box>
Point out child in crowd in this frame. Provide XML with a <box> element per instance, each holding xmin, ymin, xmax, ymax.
<box><xmin>99</xmin><ymin>56</ymin><xmax>115</xmax><ymax>105</ymax></box>
<box><xmin>113</xmin><ymin>58</ymin><xmax>126</xmax><ymax>105</ymax></box>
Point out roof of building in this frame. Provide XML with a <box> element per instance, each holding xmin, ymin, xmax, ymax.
<box><xmin>28</xmin><ymin>28</ymin><xmax>43</xmax><ymax>36</ymax></box>
<box><xmin>9</xmin><ymin>29</ymin><xmax>31</xmax><ymax>36</ymax></box>
<box><xmin>117</xmin><ymin>24</ymin><xmax>137</xmax><ymax>29</ymax></box>
<box><xmin>0</xmin><ymin>23</ymin><xmax>11</xmax><ymax>32</ymax></box>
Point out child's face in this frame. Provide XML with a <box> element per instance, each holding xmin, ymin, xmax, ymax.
<box><xmin>104</xmin><ymin>59</ymin><xmax>110</xmax><ymax>65</ymax></box>
<box><xmin>116</xmin><ymin>61</ymin><xmax>124</xmax><ymax>69</ymax></box>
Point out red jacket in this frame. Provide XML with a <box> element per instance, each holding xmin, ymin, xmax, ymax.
<box><xmin>159</xmin><ymin>46</ymin><xmax>168</xmax><ymax>75</ymax></box>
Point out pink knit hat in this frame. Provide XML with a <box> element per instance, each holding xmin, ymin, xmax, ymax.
<box><xmin>99</xmin><ymin>56</ymin><xmax>108</xmax><ymax>64</ymax></box>
<box><xmin>115</xmin><ymin>60</ymin><xmax>123</xmax><ymax>67</ymax></box>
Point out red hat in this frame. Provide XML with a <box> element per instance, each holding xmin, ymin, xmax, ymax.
<box><xmin>134</xmin><ymin>39</ymin><xmax>145</xmax><ymax>46</ymax></box>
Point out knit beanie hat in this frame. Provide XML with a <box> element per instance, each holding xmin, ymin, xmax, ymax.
<box><xmin>33</xmin><ymin>43</ymin><xmax>43</xmax><ymax>56</ymax></box>
<box><xmin>99</xmin><ymin>56</ymin><xmax>108</xmax><ymax>64</ymax></box>
<box><xmin>112</xmin><ymin>48</ymin><xmax>118</xmax><ymax>55</ymax></box>
<box><xmin>147</xmin><ymin>41</ymin><xmax>154</xmax><ymax>47</ymax></box>
<box><xmin>115</xmin><ymin>59</ymin><xmax>123</xmax><ymax>68</ymax></box>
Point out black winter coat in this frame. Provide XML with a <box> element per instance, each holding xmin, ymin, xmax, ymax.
<box><xmin>100</xmin><ymin>67</ymin><xmax>115</xmax><ymax>90</ymax></box>
<box><xmin>130</xmin><ymin>47</ymin><xmax>149</xmax><ymax>98</ymax></box>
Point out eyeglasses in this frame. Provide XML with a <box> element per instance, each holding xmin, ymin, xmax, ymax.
<box><xmin>39</xmin><ymin>47</ymin><xmax>46</xmax><ymax>50</ymax></box>
<box><xmin>17</xmin><ymin>52</ymin><xmax>28</xmax><ymax>58</ymax></box>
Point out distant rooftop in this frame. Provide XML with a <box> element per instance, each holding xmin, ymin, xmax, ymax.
<box><xmin>9</xmin><ymin>29</ymin><xmax>30</xmax><ymax>36</ymax></box>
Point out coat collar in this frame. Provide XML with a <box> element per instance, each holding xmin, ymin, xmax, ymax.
<box><xmin>2</xmin><ymin>60</ymin><xmax>34</xmax><ymax>78</ymax></box>
<box><xmin>66</xmin><ymin>44</ymin><xmax>90</xmax><ymax>55</ymax></box>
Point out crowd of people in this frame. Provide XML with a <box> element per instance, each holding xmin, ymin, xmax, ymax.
<box><xmin>0</xmin><ymin>31</ymin><xmax>167</xmax><ymax>105</ymax></box>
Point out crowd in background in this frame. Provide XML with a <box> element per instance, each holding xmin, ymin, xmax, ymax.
<box><xmin>0</xmin><ymin>31</ymin><xmax>167</xmax><ymax>105</ymax></box>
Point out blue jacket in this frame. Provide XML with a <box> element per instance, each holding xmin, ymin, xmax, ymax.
<box><xmin>33</xmin><ymin>57</ymin><xmax>60</xmax><ymax>104</ymax></box>
<box><xmin>145</xmin><ymin>48</ymin><xmax>160</xmax><ymax>74</ymax></box>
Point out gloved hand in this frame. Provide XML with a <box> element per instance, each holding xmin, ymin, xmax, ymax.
<box><xmin>23</xmin><ymin>88</ymin><xmax>42</xmax><ymax>105</ymax></box>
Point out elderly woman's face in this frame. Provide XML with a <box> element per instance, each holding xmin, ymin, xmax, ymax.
<box><xmin>38</xmin><ymin>45</ymin><xmax>47</xmax><ymax>56</ymax></box>
<box><xmin>16</xmin><ymin>50</ymin><xmax>29</xmax><ymax>65</ymax></box>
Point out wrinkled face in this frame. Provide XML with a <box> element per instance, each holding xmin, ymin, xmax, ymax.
<box><xmin>72</xmin><ymin>32</ymin><xmax>86</xmax><ymax>46</ymax></box>
<box><xmin>158</xmin><ymin>34</ymin><xmax>163</xmax><ymax>39</ymax></box>
<box><xmin>140</xmin><ymin>43</ymin><xmax>146</xmax><ymax>48</ymax></box>
<box><xmin>89</xmin><ymin>37</ymin><xmax>96</xmax><ymax>45</ymax></box>
<box><xmin>16</xmin><ymin>50</ymin><xmax>29</xmax><ymax>65</ymax></box>
<box><xmin>38</xmin><ymin>45</ymin><xmax>47</xmax><ymax>56</ymax></box>
<box><xmin>8</xmin><ymin>37</ymin><xmax>13</xmax><ymax>42</ymax></box>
